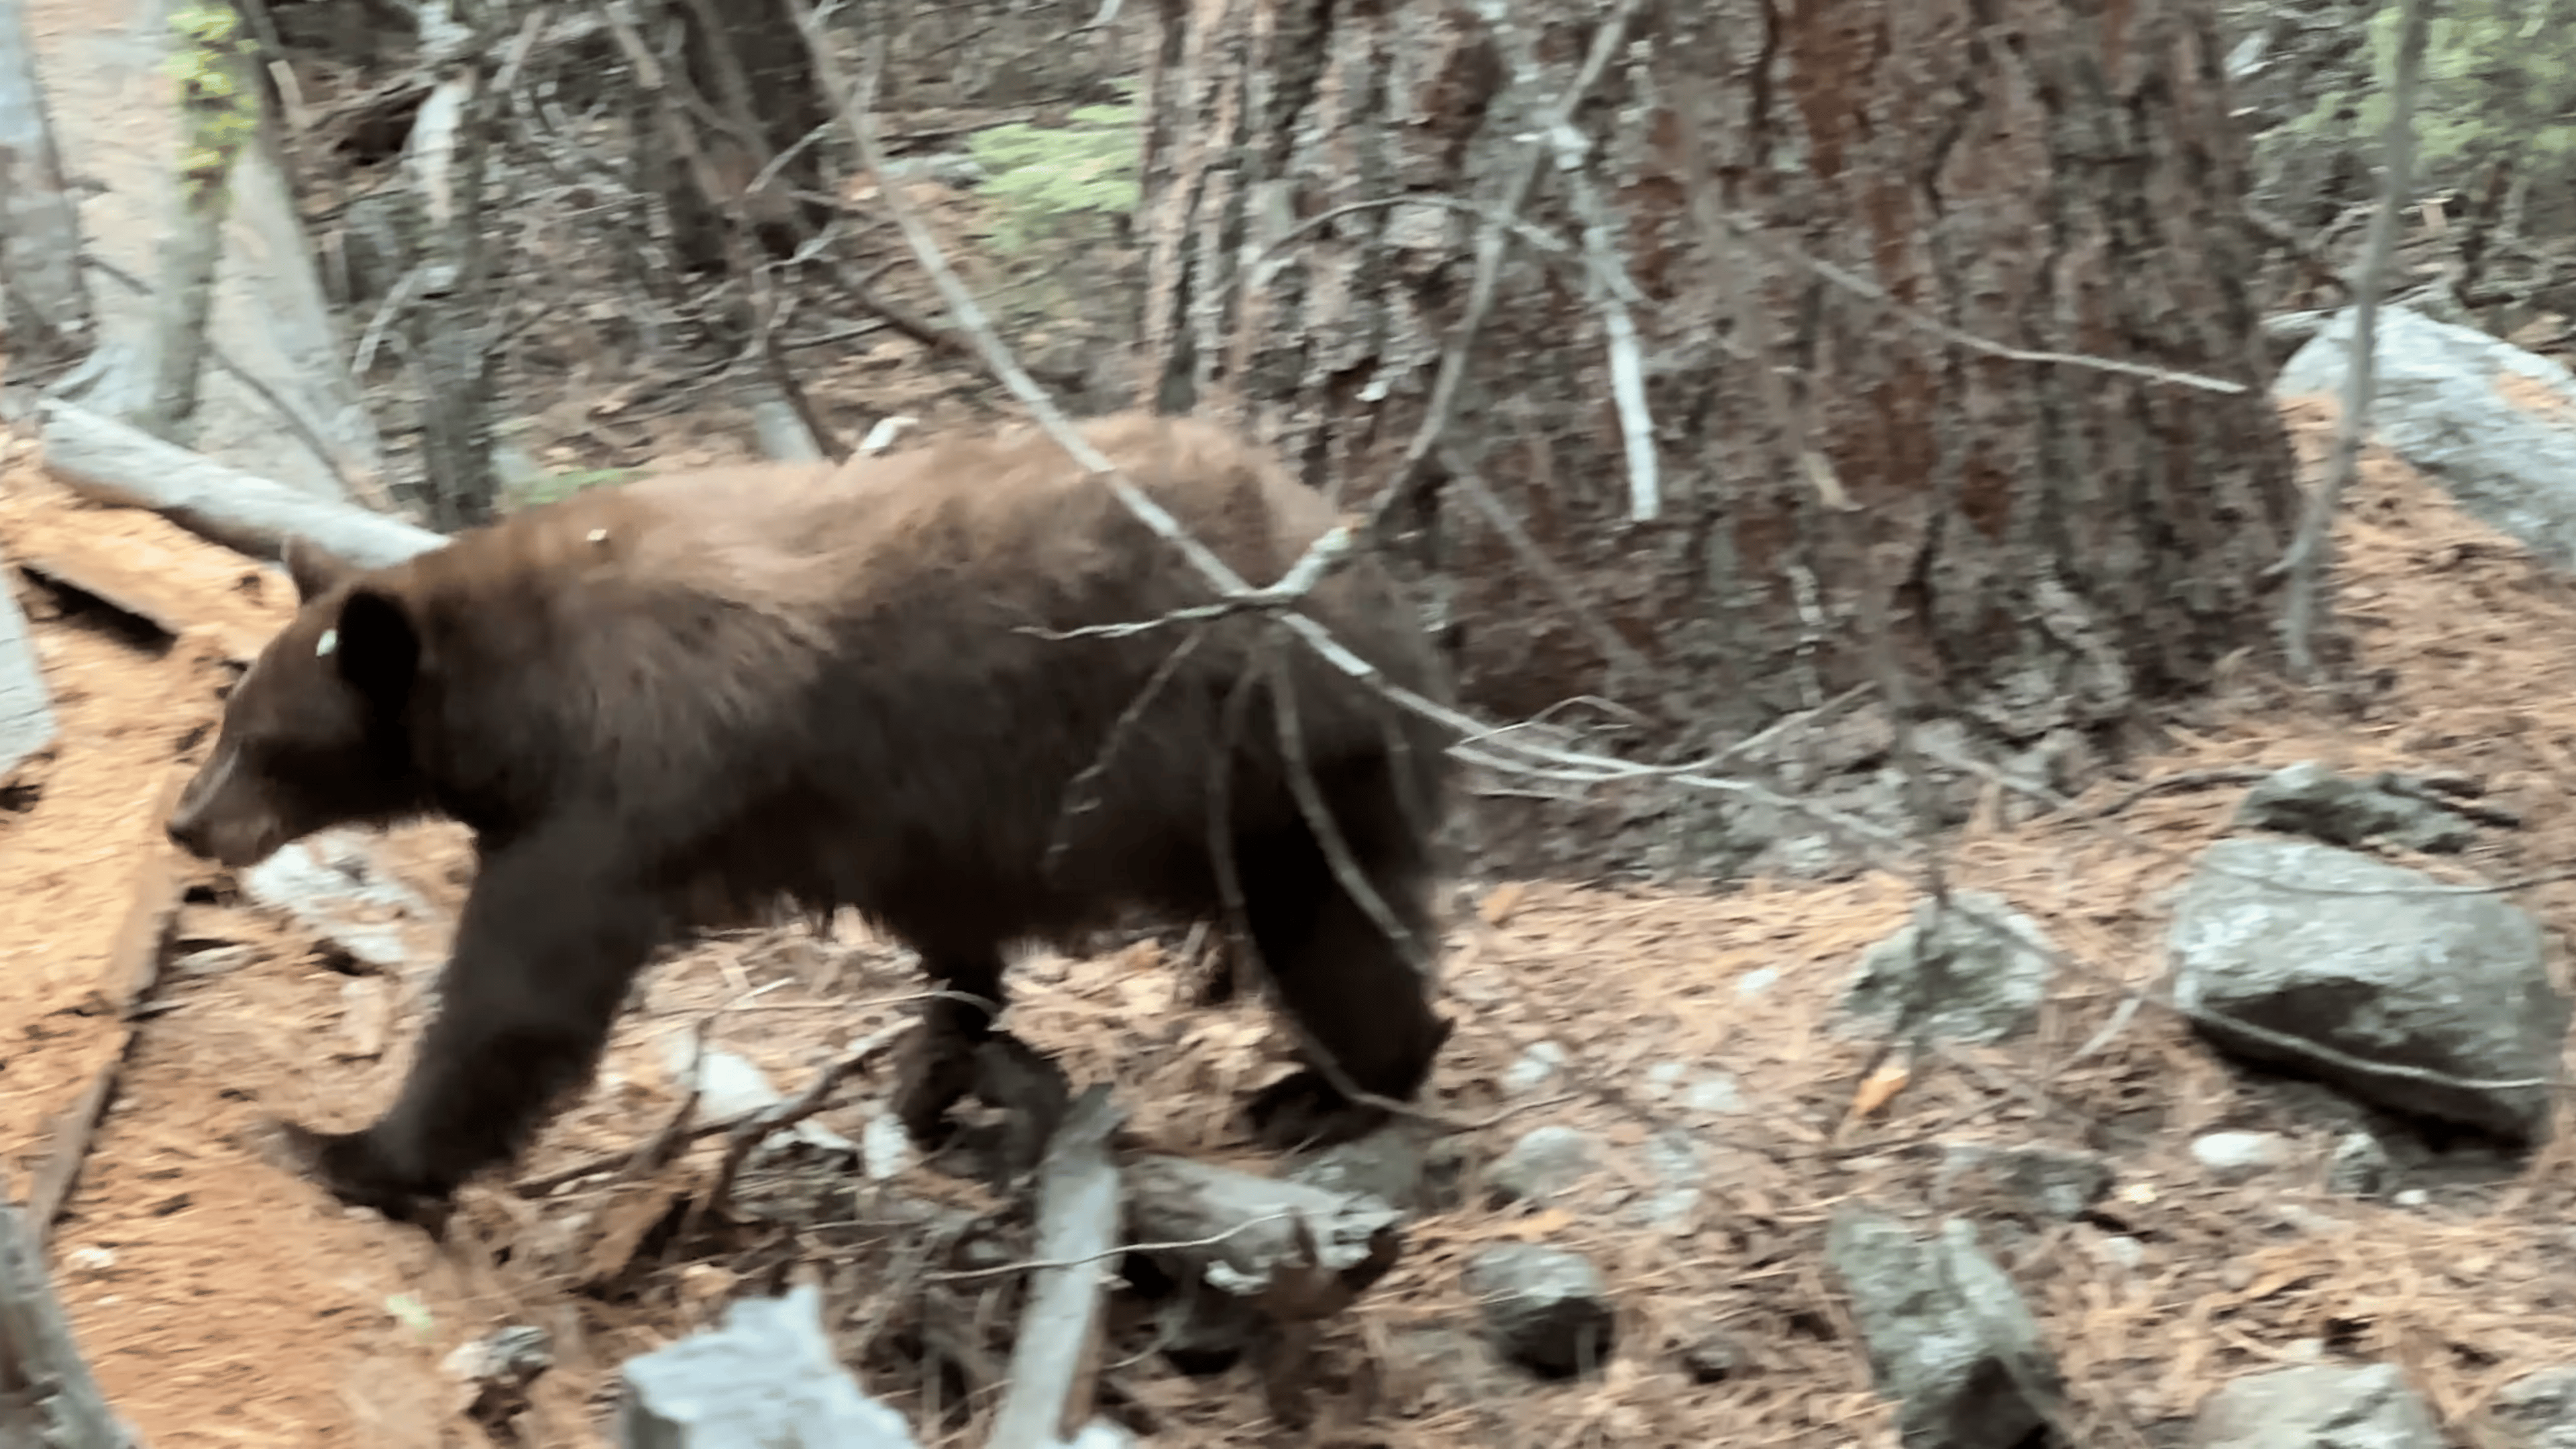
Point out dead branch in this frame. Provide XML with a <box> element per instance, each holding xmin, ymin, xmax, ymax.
<box><xmin>985</xmin><ymin>1085</ymin><xmax>1125</xmax><ymax>1449</ymax></box>
<box><xmin>0</xmin><ymin>1169</ymin><xmax>144</xmax><ymax>1449</ymax></box>
<box><xmin>686</xmin><ymin>1026</ymin><xmax>899</xmax><ymax>1234</ymax></box>
<box><xmin>36</xmin><ymin>398</ymin><xmax>444</xmax><ymax>569</ymax></box>
<box><xmin>2276</xmin><ymin>0</ymin><xmax>2432</xmax><ymax>679</ymax></box>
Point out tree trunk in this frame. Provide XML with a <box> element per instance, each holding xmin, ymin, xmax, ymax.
<box><xmin>0</xmin><ymin>0</ymin><xmax>95</xmax><ymax>370</ymax></box>
<box><xmin>1139</xmin><ymin>0</ymin><xmax>2307</xmax><ymax>877</ymax></box>
<box><xmin>645</xmin><ymin>0</ymin><xmax>830</xmax><ymax>274</ymax></box>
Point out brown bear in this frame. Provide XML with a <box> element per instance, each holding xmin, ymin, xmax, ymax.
<box><xmin>165</xmin><ymin>413</ymin><xmax>1458</xmax><ymax>1230</ymax></box>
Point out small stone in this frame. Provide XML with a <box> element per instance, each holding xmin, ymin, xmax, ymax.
<box><xmin>2393</xmin><ymin>1187</ymin><xmax>2430</xmax><ymax>1208</ymax></box>
<box><xmin>1632</xmin><ymin>1129</ymin><xmax>1704</xmax><ymax>1228</ymax></box>
<box><xmin>2191</xmin><ymin>1131</ymin><xmax>2294</xmax><ymax>1183</ymax></box>
<box><xmin>445</xmin><ymin>1325</ymin><xmax>553</xmax><ymax>1426</ymax></box>
<box><xmin>2093</xmin><ymin>1234</ymin><xmax>2146</xmax><ymax>1272</ymax></box>
<box><xmin>1463</xmin><ymin>1246</ymin><xmax>1617</xmax><ymax>1379</ymax></box>
<box><xmin>2325</xmin><ymin>1131</ymin><xmax>2391</xmax><ymax>1198</ymax></box>
<box><xmin>1677</xmin><ymin>1330</ymin><xmax>1744</xmax><ymax>1384</ymax></box>
<box><xmin>1503</xmin><ymin>1042</ymin><xmax>1568</xmax><ymax>1096</ymax></box>
<box><xmin>1935</xmin><ymin>1142</ymin><xmax>2114</xmax><ymax>1221</ymax></box>
<box><xmin>1487</xmin><ymin>1126</ymin><xmax>1596</xmax><ymax>1205</ymax></box>
<box><xmin>1682</xmin><ymin>1074</ymin><xmax>1745</xmax><ymax>1114</ymax></box>
<box><xmin>1736</xmin><ymin>967</ymin><xmax>1780</xmax><ymax>998</ymax></box>
<box><xmin>861</xmin><ymin>1109</ymin><xmax>913</xmax><ymax>1182</ymax></box>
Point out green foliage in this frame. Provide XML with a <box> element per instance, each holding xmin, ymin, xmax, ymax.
<box><xmin>967</xmin><ymin>96</ymin><xmax>1142</xmax><ymax>254</ymax></box>
<box><xmin>2287</xmin><ymin>0</ymin><xmax>2576</xmax><ymax>176</ymax></box>
<box><xmin>161</xmin><ymin>1</ymin><xmax>260</xmax><ymax>199</ymax></box>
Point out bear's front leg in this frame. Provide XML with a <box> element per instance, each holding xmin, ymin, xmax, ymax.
<box><xmin>273</xmin><ymin>820</ymin><xmax>669</xmax><ymax>1234</ymax></box>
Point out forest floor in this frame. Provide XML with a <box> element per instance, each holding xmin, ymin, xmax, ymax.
<box><xmin>9</xmin><ymin>396</ymin><xmax>2576</xmax><ymax>1449</ymax></box>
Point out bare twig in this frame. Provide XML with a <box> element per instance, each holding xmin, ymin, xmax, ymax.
<box><xmin>2275</xmin><ymin>0</ymin><xmax>2432</xmax><ymax>678</ymax></box>
<box><xmin>684</xmin><ymin>1026</ymin><xmax>899</xmax><ymax>1234</ymax></box>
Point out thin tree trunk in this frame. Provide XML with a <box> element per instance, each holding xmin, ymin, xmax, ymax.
<box><xmin>398</xmin><ymin>2</ymin><xmax>502</xmax><ymax>529</ymax></box>
<box><xmin>0</xmin><ymin>0</ymin><xmax>95</xmax><ymax>369</ymax></box>
<box><xmin>1140</xmin><ymin>0</ymin><xmax>2306</xmax><ymax>875</ymax></box>
<box><xmin>136</xmin><ymin>3</ymin><xmax>260</xmax><ymax>445</ymax></box>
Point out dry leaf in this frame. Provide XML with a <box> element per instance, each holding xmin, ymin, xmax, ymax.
<box><xmin>1481</xmin><ymin>882</ymin><xmax>1528</xmax><ymax>926</ymax></box>
<box><xmin>1846</xmin><ymin>1059</ymin><xmax>1911</xmax><ymax>1118</ymax></box>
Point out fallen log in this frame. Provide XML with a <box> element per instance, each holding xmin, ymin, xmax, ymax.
<box><xmin>985</xmin><ymin>1085</ymin><xmax>1124</xmax><ymax>1449</ymax></box>
<box><xmin>0</xmin><ymin>1168</ymin><xmax>146</xmax><ymax>1449</ymax></box>
<box><xmin>36</xmin><ymin>400</ymin><xmax>443</xmax><ymax>570</ymax></box>
<box><xmin>0</xmin><ymin>542</ymin><xmax>56</xmax><ymax>780</ymax></box>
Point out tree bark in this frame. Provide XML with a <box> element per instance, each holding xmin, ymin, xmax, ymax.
<box><xmin>645</xmin><ymin>0</ymin><xmax>830</xmax><ymax>274</ymax></box>
<box><xmin>0</xmin><ymin>0</ymin><xmax>95</xmax><ymax>370</ymax></box>
<box><xmin>1140</xmin><ymin>0</ymin><xmax>2306</xmax><ymax>875</ymax></box>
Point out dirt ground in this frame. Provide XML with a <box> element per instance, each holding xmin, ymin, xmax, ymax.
<box><xmin>9</xmin><ymin>394</ymin><xmax>2576</xmax><ymax>1448</ymax></box>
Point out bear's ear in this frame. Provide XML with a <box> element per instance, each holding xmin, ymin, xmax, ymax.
<box><xmin>282</xmin><ymin>537</ymin><xmax>359</xmax><ymax>604</ymax></box>
<box><xmin>323</xmin><ymin>587</ymin><xmax>421</xmax><ymax>712</ymax></box>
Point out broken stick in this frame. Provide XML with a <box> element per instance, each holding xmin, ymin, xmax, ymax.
<box><xmin>985</xmin><ymin>1085</ymin><xmax>1125</xmax><ymax>1449</ymax></box>
<box><xmin>0</xmin><ymin>1169</ymin><xmax>146</xmax><ymax>1449</ymax></box>
<box><xmin>36</xmin><ymin>399</ymin><xmax>444</xmax><ymax>570</ymax></box>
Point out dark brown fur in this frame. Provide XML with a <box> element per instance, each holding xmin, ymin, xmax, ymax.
<box><xmin>166</xmin><ymin>414</ymin><xmax>1458</xmax><ymax>1229</ymax></box>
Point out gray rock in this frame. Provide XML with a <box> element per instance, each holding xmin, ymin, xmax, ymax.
<box><xmin>1684</xmin><ymin>1075</ymin><xmax>1745</xmax><ymax>1114</ymax></box>
<box><xmin>1287</xmin><ymin>1123</ymin><xmax>1450</xmax><ymax>1212</ymax></box>
<box><xmin>237</xmin><ymin>829</ymin><xmax>437</xmax><ymax>971</ymax></box>
<box><xmin>1643</xmin><ymin>1061</ymin><xmax>1746</xmax><ymax>1115</ymax></box>
<box><xmin>444</xmin><ymin>1324</ymin><xmax>553</xmax><ymax>1424</ymax></box>
<box><xmin>2169</xmin><ymin>838</ymin><xmax>2569</xmax><ymax>1142</ymax></box>
<box><xmin>2494</xmin><ymin>1366</ymin><xmax>2576</xmax><ymax>1449</ymax></box>
<box><xmin>1842</xmin><ymin>890</ymin><xmax>2055</xmax><ymax>1046</ymax></box>
<box><xmin>2191</xmin><ymin>1362</ymin><xmax>2438</xmax><ymax>1449</ymax></box>
<box><xmin>2236</xmin><ymin>761</ymin><xmax>2479</xmax><ymax>854</ymax></box>
<box><xmin>1632</xmin><ymin>1129</ymin><xmax>1705</xmax><ymax>1228</ymax></box>
<box><xmin>1486</xmin><ymin>1126</ymin><xmax>1597</xmax><ymax>1206</ymax></box>
<box><xmin>1825</xmin><ymin>1205</ymin><xmax>2064</xmax><ymax>1449</ymax></box>
<box><xmin>659</xmin><ymin>1037</ymin><xmax>854</xmax><ymax>1155</ymax></box>
<box><xmin>1462</xmin><ymin>1246</ymin><xmax>1617</xmax><ymax>1379</ymax></box>
<box><xmin>1934</xmin><ymin>1142</ymin><xmax>2114</xmax><ymax>1221</ymax></box>
<box><xmin>618</xmin><ymin>1283</ymin><xmax>918</xmax><ymax>1448</ymax></box>
<box><xmin>2192</xmin><ymin>1131</ymin><xmax>2296</xmax><ymax>1183</ymax></box>
<box><xmin>1503</xmin><ymin>1042</ymin><xmax>1568</xmax><ymax>1095</ymax></box>
<box><xmin>1677</xmin><ymin>1328</ymin><xmax>1744</xmax><ymax>1384</ymax></box>
<box><xmin>2275</xmin><ymin>305</ymin><xmax>2576</xmax><ymax>571</ymax></box>
<box><xmin>2326</xmin><ymin>1132</ymin><xmax>2392</xmax><ymax>1198</ymax></box>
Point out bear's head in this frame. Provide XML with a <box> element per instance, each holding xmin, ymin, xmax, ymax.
<box><xmin>166</xmin><ymin>538</ymin><xmax>431</xmax><ymax>868</ymax></box>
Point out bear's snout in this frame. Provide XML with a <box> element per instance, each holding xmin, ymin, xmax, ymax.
<box><xmin>165</xmin><ymin>751</ymin><xmax>282</xmax><ymax>867</ymax></box>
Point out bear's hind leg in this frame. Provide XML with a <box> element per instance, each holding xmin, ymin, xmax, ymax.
<box><xmin>1232</xmin><ymin>814</ymin><xmax>1450</xmax><ymax>1151</ymax></box>
<box><xmin>892</xmin><ymin>946</ymin><xmax>1008</xmax><ymax>1148</ymax></box>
